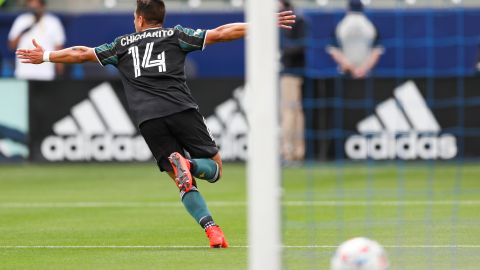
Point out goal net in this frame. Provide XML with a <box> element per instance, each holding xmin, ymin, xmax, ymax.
<box><xmin>247</xmin><ymin>0</ymin><xmax>480</xmax><ymax>269</ymax></box>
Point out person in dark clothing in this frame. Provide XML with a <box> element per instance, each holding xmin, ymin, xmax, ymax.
<box><xmin>476</xmin><ymin>45</ymin><xmax>480</xmax><ymax>74</ymax></box>
<box><xmin>279</xmin><ymin>0</ymin><xmax>306</xmax><ymax>162</ymax></box>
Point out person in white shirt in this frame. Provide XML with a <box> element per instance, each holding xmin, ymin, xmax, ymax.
<box><xmin>327</xmin><ymin>0</ymin><xmax>383</xmax><ymax>79</ymax></box>
<box><xmin>8</xmin><ymin>0</ymin><xmax>65</xmax><ymax>80</ymax></box>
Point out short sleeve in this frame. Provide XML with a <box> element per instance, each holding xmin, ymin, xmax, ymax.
<box><xmin>94</xmin><ymin>39</ymin><xmax>119</xmax><ymax>66</ymax></box>
<box><xmin>326</xmin><ymin>29</ymin><xmax>340</xmax><ymax>53</ymax></box>
<box><xmin>372</xmin><ymin>27</ymin><xmax>385</xmax><ymax>54</ymax></box>
<box><xmin>8</xmin><ymin>15</ymin><xmax>30</xmax><ymax>41</ymax></box>
<box><xmin>174</xmin><ymin>25</ymin><xmax>208</xmax><ymax>52</ymax></box>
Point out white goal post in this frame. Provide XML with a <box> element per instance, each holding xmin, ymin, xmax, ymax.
<box><xmin>246</xmin><ymin>0</ymin><xmax>282</xmax><ymax>270</ymax></box>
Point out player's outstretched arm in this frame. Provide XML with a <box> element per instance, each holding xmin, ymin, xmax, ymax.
<box><xmin>205</xmin><ymin>10</ymin><xmax>296</xmax><ymax>45</ymax></box>
<box><xmin>16</xmin><ymin>39</ymin><xmax>98</xmax><ymax>64</ymax></box>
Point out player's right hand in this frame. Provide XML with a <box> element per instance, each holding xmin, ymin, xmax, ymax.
<box><xmin>278</xmin><ymin>10</ymin><xmax>296</xmax><ymax>30</ymax></box>
<box><xmin>16</xmin><ymin>39</ymin><xmax>45</xmax><ymax>65</ymax></box>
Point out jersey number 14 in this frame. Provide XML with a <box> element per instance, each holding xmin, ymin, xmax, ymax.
<box><xmin>128</xmin><ymin>42</ymin><xmax>166</xmax><ymax>78</ymax></box>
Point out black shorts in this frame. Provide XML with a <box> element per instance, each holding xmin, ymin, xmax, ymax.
<box><xmin>139</xmin><ymin>109</ymin><xmax>219</xmax><ymax>172</ymax></box>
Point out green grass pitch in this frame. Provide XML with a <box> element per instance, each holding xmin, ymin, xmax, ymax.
<box><xmin>0</xmin><ymin>163</ymin><xmax>479</xmax><ymax>269</ymax></box>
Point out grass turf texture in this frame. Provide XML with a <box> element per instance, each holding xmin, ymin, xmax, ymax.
<box><xmin>0</xmin><ymin>163</ymin><xmax>479</xmax><ymax>269</ymax></box>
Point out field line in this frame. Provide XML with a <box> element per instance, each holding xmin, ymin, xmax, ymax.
<box><xmin>0</xmin><ymin>200</ymin><xmax>480</xmax><ymax>208</ymax></box>
<box><xmin>1</xmin><ymin>245</ymin><xmax>480</xmax><ymax>249</ymax></box>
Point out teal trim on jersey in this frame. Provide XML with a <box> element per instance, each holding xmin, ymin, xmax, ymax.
<box><xmin>95</xmin><ymin>39</ymin><xmax>119</xmax><ymax>66</ymax></box>
<box><xmin>174</xmin><ymin>25</ymin><xmax>206</xmax><ymax>39</ymax></box>
<box><xmin>174</xmin><ymin>25</ymin><xmax>207</xmax><ymax>52</ymax></box>
<box><xmin>178</xmin><ymin>40</ymin><xmax>202</xmax><ymax>51</ymax></box>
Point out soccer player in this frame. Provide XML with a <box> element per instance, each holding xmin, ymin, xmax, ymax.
<box><xmin>16</xmin><ymin>0</ymin><xmax>296</xmax><ymax>248</ymax></box>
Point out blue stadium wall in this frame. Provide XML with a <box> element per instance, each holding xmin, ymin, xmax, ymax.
<box><xmin>1</xmin><ymin>9</ymin><xmax>480</xmax><ymax>78</ymax></box>
<box><xmin>1</xmin><ymin>9</ymin><xmax>480</xmax><ymax>163</ymax></box>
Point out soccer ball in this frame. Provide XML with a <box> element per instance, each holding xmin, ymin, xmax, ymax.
<box><xmin>331</xmin><ymin>237</ymin><xmax>389</xmax><ymax>270</ymax></box>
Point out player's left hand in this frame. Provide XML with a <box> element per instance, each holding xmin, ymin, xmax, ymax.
<box><xmin>278</xmin><ymin>10</ymin><xmax>296</xmax><ymax>30</ymax></box>
<box><xmin>352</xmin><ymin>67</ymin><xmax>369</xmax><ymax>79</ymax></box>
<box><xmin>16</xmin><ymin>39</ymin><xmax>45</xmax><ymax>64</ymax></box>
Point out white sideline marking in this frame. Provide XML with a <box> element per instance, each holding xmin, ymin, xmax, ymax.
<box><xmin>0</xmin><ymin>245</ymin><xmax>479</xmax><ymax>249</ymax></box>
<box><xmin>284</xmin><ymin>201</ymin><xmax>480</xmax><ymax>206</ymax></box>
<box><xmin>0</xmin><ymin>201</ymin><xmax>480</xmax><ymax>209</ymax></box>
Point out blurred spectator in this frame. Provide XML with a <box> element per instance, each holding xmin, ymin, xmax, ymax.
<box><xmin>476</xmin><ymin>45</ymin><xmax>480</xmax><ymax>74</ymax></box>
<box><xmin>279</xmin><ymin>0</ymin><xmax>306</xmax><ymax>162</ymax></box>
<box><xmin>327</xmin><ymin>0</ymin><xmax>383</xmax><ymax>79</ymax></box>
<box><xmin>8</xmin><ymin>0</ymin><xmax>65</xmax><ymax>80</ymax></box>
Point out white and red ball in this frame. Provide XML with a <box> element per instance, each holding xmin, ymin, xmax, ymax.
<box><xmin>331</xmin><ymin>237</ymin><xmax>389</xmax><ymax>270</ymax></box>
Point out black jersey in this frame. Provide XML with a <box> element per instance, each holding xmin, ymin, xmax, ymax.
<box><xmin>94</xmin><ymin>25</ymin><xmax>208</xmax><ymax>126</ymax></box>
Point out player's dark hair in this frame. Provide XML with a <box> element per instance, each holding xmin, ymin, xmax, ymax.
<box><xmin>136</xmin><ymin>0</ymin><xmax>166</xmax><ymax>25</ymax></box>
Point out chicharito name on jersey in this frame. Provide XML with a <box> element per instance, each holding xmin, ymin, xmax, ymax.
<box><xmin>120</xmin><ymin>29</ymin><xmax>175</xmax><ymax>46</ymax></box>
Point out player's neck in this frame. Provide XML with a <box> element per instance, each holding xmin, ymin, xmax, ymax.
<box><xmin>140</xmin><ymin>24</ymin><xmax>163</xmax><ymax>32</ymax></box>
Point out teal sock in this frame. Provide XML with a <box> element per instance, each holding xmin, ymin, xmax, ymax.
<box><xmin>190</xmin><ymin>159</ymin><xmax>220</xmax><ymax>183</ymax></box>
<box><xmin>181</xmin><ymin>190</ymin><xmax>212</xmax><ymax>226</ymax></box>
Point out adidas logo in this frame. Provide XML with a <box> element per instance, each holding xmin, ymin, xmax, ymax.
<box><xmin>41</xmin><ymin>83</ymin><xmax>152</xmax><ymax>161</ymax></box>
<box><xmin>345</xmin><ymin>81</ymin><xmax>458</xmax><ymax>160</ymax></box>
<box><xmin>205</xmin><ymin>86</ymin><xmax>248</xmax><ymax>161</ymax></box>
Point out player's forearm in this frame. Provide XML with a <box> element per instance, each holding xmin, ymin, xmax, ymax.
<box><xmin>54</xmin><ymin>45</ymin><xmax>65</xmax><ymax>75</ymax></box>
<box><xmin>17</xmin><ymin>40</ymin><xmax>98</xmax><ymax>65</ymax></box>
<box><xmin>49</xmin><ymin>46</ymin><xmax>97</xmax><ymax>64</ymax></box>
<box><xmin>217</xmin><ymin>23</ymin><xmax>247</xmax><ymax>41</ymax></box>
<box><xmin>205</xmin><ymin>12</ymin><xmax>295</xmax><ymax>45</ymax></box>
<box><xmin>206</xmin><ymin>23</ymin><xmax>247</xmax><ymax>45</ymax></box>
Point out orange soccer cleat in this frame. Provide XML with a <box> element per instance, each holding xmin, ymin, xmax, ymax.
<box><xmin>168</xmin><ymin>152</ymin><xmax>193</xmax><ymax>192</ymax></box>
<box><xmin>205</xmin><ymin>225</ymin><xmax>229</xmax><ymax>248</ymax></box>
